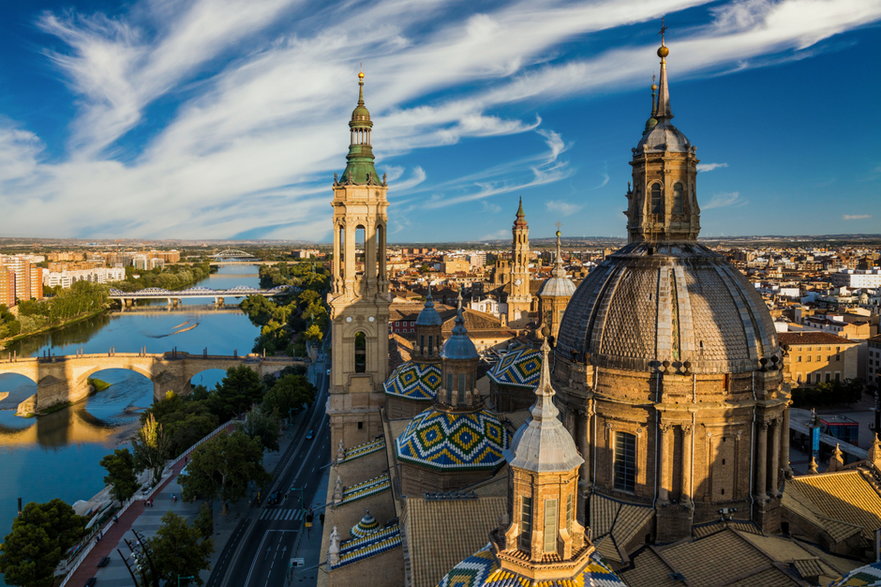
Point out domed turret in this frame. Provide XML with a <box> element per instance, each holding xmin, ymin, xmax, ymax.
<box><xmin>339</xmin><ymin>71</ymin><xmax>381</xmax><ymax>185</ymax></box>
<box><xmin>441</xmin><ymin>289</ymin><xmax>478</xmax><ymax>362</ymax></box>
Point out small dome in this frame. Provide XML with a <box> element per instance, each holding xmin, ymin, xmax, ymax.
<box><xmin>487</xmin><ymin>348</ymin><xmax>542</xmax><ymax>388</ymax></box>
<box><xmin>383</xmin><ymin>361</ymin><xmax>441</xmax><ymax>401</ymax></box>
<box><xmin>351</xmin><ymin>511</ymin><xmax>380</xmax><ymax>538</ymax></box>
<box><xmin>416</xmin><ymin>291</ymin><xmax>443</xmax><ymax>326</ymax></box>
<box><xmin>539</xmin><ymin>275</ymin><xmax>577</xmax><ymax>298</ymax></box>
<box><xmin>395</xmin><ymin>408</ymin><xmax>508</xmax><ymax>471</ymax></box>
<box><xmin>557</xmin><ymin>242</ymin><xmax>780</xmax><ymax>374</ymax></box>
<box><xmin>442</xmin><ymin>304</ymin><xmax>478</xmax><ymax>361</ymax></box>
<box><xmin>636</xmin><ymin>119</ymin><xmax>690</xmax><ymax>153</ymax></box>
<box><xmin>438</xmin><ymin>543</ymin><xmax>626</xmax><ymax>586</ymax></box>
<box><xmin>350</xmin><ymin>104</ymin><xmax>372</xmax><ymax>126</ymax></box>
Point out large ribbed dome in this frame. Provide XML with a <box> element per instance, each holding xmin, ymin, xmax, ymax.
<box><xmin>556</xmin><ymin>241</ymin><xmax>780</xmax><ymax>374</ymax></box>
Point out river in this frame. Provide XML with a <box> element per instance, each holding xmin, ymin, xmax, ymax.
<box><xmin>0</xmin><ymin>265</ymin><xmax>264</xmax><ymax>583</ymax></box>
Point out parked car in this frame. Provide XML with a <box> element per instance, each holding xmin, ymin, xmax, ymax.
<box><xmin>305</xmin><ymin>429</ymin><xmax>314</xmax><ymax>440</ymax></box>
<box><xmin>268</xmin><ymin>490</ymin><xmax>282</xmax><ymax>506</ymax></box>
<box><xmin>97</xmin><ymin>556</ymin><xmax>111</xmax><ymax>567</ymax></box>
<box><xmin>85</xmin><ymin>578</ymin><xmax>97</xmax><ymax>587</ymax></box>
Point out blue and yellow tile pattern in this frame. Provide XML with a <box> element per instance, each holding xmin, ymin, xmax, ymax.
<box><xmin>331</xmin><ymin>521</ymin><xmax>402</xmax><ymax>569</ymax></box>
<box><xmin>438</xmin><ymin>543</ymin><xmax>626</xmax><ymax>587</ymax></box>
<box><xmin>396</xmin><ymin>408</ymin><xmax>508</xmax><ymax>470</ymax></box>
<box><xmin>384</xmin><ymin>361</ymin><xmax>442</xmax><ymax>401</ymax></box>
<box><xmin>487</xmin><ymin>349</ymin><xmax>542</xmax><ymax>388</ymax></box>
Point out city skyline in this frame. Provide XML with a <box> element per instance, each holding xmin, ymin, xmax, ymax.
<box><xmin>0</xmin><ymin>0</ymin><xmax>879</xmax><ymax>242</ymax></box>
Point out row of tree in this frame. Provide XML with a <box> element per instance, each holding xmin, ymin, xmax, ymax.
<box><xmin>111</xmin><ymin>261</ymin><xmax>214</xmax><ymax>292</ymax></box>
<box><xmin>240</xmin><ymin>262</ymin><xmax>330</xmax><ymax>356</ymax></box>
<box><xmin>0</xmin><ymin>365</ymin><xmax>316</xmax><ymax>586</ymax></box>
<box><xmin>0</xmin><ymin>280</ymin><xmax>110</xmax><ymax>341</ymax></box>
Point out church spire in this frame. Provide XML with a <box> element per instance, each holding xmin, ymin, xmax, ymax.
<box><xmin>652</xmin><ymin>19</ymin><xmax>673</xmax><ymax>120</ymax></box>
<box><xmin>552</xmin><ymin>229</ymin><xmax>566</xmax><ymax>279</ymax></box>
<box><xmin>340</xmin><ymin>71</ymin><xmax>380</xmax><ymax>185</ymax></box>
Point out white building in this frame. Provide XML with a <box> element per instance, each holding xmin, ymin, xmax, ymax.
<box><xmin>43</xmin><ymin>267</ymin><xmax>126</xmax><ymax>288</ymax></box>
<box><xmin>830</xmin><ymin>268</ymin><xmax>881</xmax><ymax>288</ymax></box>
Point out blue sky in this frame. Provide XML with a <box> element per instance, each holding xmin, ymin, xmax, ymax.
<box><xmin>0</xmin><ymin>0</ymin><xmax>878</xmax><ymax>243</ymax></box>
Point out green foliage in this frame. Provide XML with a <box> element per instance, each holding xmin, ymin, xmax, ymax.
<box><xmin>1</xmin><ymin>281</ymin><xmax>109</xmax><ymax>341</ymax></box>
<box><xmin>0</xmin><ymin>304</ymin><xmax>20</xmax><ymax>338</ymax></box>
<box><xmin>147</xmin><ymin>512</ymin><xmax>212</xmax><ymax>584</ymax></box>
<box><xmin>195</xmin><ymin>502</ymin><xmax>214</xmax><ymax>540</ymax></box>
<box><xmin>178</xmin><ymin>431</ymin><xmax>270</xmax><ymax>509</ymax></box>
<box><xmin>262</xmin><ymin>374</ymin><xmax>316</xmax><ymax>418</ymax></box>
<box><xmin>132</xmin><ymin>413</ymin><xmax>170</xmax><ymax>485</ymax></box>
<box><xmin>101</xmin><ymin>448</ymin><xmax>139</xmax><ymax>504</ymax></box>
<box><xmin>0</xmin><ymin>499</ymin><xmax>86</xmax><ymax>587</ymax></box>
<box><xmin>304</xmin><ymin>323</ymin><xmax>323</xmax><ymax>342</ymax></box>
<box><xmin>208</xmin><ymin>365</ymin><xmax>265</xmax><ymax>421</ymax></box>
<box><xmin>112</xmin><ymin>261</ymin><xmax>213</xmax><ymax>293</ymax></box>
<box><xmin>241</xmin><ymin>406</ymin><xmax>281</xmax><ymax>452</ymax></box>
<box><xmin>791</xmin><ymin>378</ymin><xmax>865</xmax><ymax>408</ymax></box>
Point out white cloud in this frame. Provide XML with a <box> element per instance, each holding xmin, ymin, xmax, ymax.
<box><xmin>546</xmin><ymin>200</ymin><xmax>582</xmax><ymax>215</ymax></box>
<box><xmin>842</xmin><ymin>214</ymin><xmax>872</xmax><ymax>220</ymax></box>
<box><xmin>479</xmin><ymin>228</ymin><xmax>509</xmax><ymax>241</ymax></box>
<box><xmin>703</xmin><ymin>191</ymin><xmax>748</xmax><ymax>210</ymax></box>
<box><xmin>697</xmin><ymin>162</ymin><xmax>729</xmax><ymax>172</ymax></box>
<box><xmin>0</xmin><ymin>0</ymin><xmax>878</xmax><ymax>239</ymax></box>
<box><xmin>481</xmin><ymin>201</ymin><xmax>502</xmax><ymax>214</ymax></box>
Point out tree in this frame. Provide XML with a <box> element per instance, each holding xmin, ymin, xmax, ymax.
<box><xmin>262</xmin><ymin>374</ymin><xmax>315</xmax><ymax>420</ymax></box>
<box><xmin>101</xmin><ymin>448</ymin><xmax>139</xmax><ymax>504</ymax></box>
<box><xmin>209</xmin><ymin>365</ymin><xmax>265</xmax><ymax>421</ymax></box>
<box><xmin>178</xmin><ymin>431</ymin><xmax>269</xmax><ymax>513</ymax></box>
<box><xmin>133</xmin><ymin>413</ymin><xmax>169</xmax><ymax>484</ymax></box>
<box><xmin>303</xmin><ymin>323</ymin><xmax>323</xmax><ymax>343</ymax></box>
<box><xmin>0</xmin><ymin>499</ymin><xmax>86</xmax><ymax>587</ymax></box>
<box><xmin>241</xmin><ymin>406</ymin><xmax>281</xmax><ymax>452</ymax></box>
<box><xmin>147</xmin><ymin>512</ymin><xmax>212</xmax><ymax>584</ymax></box>
<box><xmin>195</xmin><ymin>502</ymin><xmax>214</xmax><ymax>539</ymax></box>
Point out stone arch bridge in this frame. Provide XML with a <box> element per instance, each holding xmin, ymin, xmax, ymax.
<box><xmin>0</xmin><ymin>352</ymin><xmax>306</xmax><ymax>416</ymax></box>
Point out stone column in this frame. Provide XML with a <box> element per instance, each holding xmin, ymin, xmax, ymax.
<box><xmin>755</xmin><ymin>420</ymin><xmax>768</xmax><ymax>502</ymax></box>
<box><xmin>332</xmin><ymin>223</ymin><xmax>341</xmax><ymax>282</ymax></box>
<box><xmin>681</xmin><ymin>424</ymin><xmax>693</xmax><ymax>505</ymax></box>
<box><xmin>658</xmin><ymin>424</ymin><xmax>672</xmax><ymax>503</ymax></box>
<box><xmin>770</xmin><ymin>417</ymin><xmax>781</xmax><ymax>497</ymax></box>
<box><xmin>782</xmin><ymin>403</ymin><xmax>793</xmax><ymax>478</ymax></box>
<box><xmin>365</xmin><ymin>220</ymin><xmax>376</xmax><ymax>282</ymax></box>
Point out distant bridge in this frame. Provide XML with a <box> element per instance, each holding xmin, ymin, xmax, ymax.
<box><xmin>211</xmin><ymin>249</ymin><xmax>257</xmax><ymax>260</ymax></box>
<box><xmin>0</xmin><ymin>352</ymin><xmax>306</xmax><ymax>416</ymax></box>
<box><xmin>108</xmin><ymin>285</ymin><xmax>294</xmax><ymax>304</ymax></box>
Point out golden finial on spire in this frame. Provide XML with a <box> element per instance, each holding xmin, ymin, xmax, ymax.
<box><xmin>658</xmin><ymin>17</ymin><xmax>669</xmax><ymax>58</ymax></box>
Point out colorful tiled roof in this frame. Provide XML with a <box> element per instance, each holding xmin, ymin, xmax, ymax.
<box><xmin>340</xmin><ymin>473</ymin><xmax>391</xmax><ymax>504</ymax></box>
<box><xmin>351</xmin><ymin>511</ymin><xmax>381</xmax><ymax>538</ymax></box>
<box><xmin>831</xmin><ymin>561</ymin><xmax>881</xmax><ymax>586</ymax></box>
<box><xmin>331</xmin><ymin>521</ymin><xmax>402</xmax><ymax>569</ymax></box>
<box><xmin>487</xmin><ymin>348</ymin><xmax>542</xmax><ymax>388</ymax></box>
<box><xmin>341</xmin><ymin>437</ymin><xmax>386</xmax><ymax>463</ymax></box>
<box><xmin>396</xmin><ymin>408</ymin><xmax>508</xmax><ymax>471</ymax></box>
<box><xmin>437</xmin><ymin>543</ymin><xmax>627</xmax><ymax>586</ymax></box>
<box><xmin>383</xmin><ymin>361</ymin><xmax>442</xmax><ymax>401</ymax></box>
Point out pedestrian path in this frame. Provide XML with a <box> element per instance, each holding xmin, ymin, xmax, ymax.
<box><xmin>259</xmin><ymin>507</ymin><xmax>307</xmax><ymax>521</ymax></box>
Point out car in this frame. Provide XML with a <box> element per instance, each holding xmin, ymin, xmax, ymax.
<box><xmin>326</xmin><ymin>368</ymin><xmax>331</xmax><ymax>376</ymax></box>
<box><xmin>97</xmin><ymin>556</ymin><xmax>110</xmax><ymax>568</ymax></box>
<box><xmin>268</xmin><ymin>490</ymin><xmax>282</xmax><ymax>506</ymax></box>
<box><xmin>305</xmin><ymin>429</ymin><xmax>314</xmax><ymax>440</ymax></box>
<box><xmin>84</xmin><ymin>578</ymin><xmax>97</xmax><ymax>587</ymax></box>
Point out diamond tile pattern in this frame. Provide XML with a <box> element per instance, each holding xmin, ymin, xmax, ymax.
<box><xmin>383</xmin><ymin>361</ymin><xmax>442</xmax><ymax>401</ymax></box>
<box><xmin>396</xmin><ymin>409</ymin><xmax>508</xmax><ymax>470</ymax></box>
<box><xmin>487</xmin><ymin>348</ymin><xmax>543</xmax><ymax>388</ymax></box>
<box><xmin>437</xmin><ymin>542</ymin><xmax>627</xmax><ymax>586</ymax></box>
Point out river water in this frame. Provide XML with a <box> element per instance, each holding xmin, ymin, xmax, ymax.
<box><xmin>0</xmin><ymin>265</ymin><xmax>264</xmax><ymax>582</ymax></box>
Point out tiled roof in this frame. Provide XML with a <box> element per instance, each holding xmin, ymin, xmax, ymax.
<box><xmin>658</xmin><ymin>529</ymin><xmax>777</xmax><ymax>587</ymax></box>
<box><xmin>726</xmin><ymin>566</ymin><xmax>799</xmax><ymax>587</ymax></box>
<box><xmin>831</xmin><ymin>561</ymin><xmax>881</xmax><ymax>586</ymax></box>
<box><xmin>588</xmin><ymin>493</ymin><xmax>654</xmax><ymax>561</ymax></box>
<box><xmin>340</xmin><ymin>473</ymin><xmax>391</xmax><ymax>504</ymax></box>
<box><xmin>486</xmin><ymin>348</ymin><xmax>542</xmax><ymax>388</ymax></box>
<box><xmin>437</xmin><ymin>542</ymin><xmax>627</xmax><ymax>587</ymax></box>
<box><xmin>785</xmin><ymin>470</ymin><xmax>881</xmax><ymax>540</ymax></box>
<box><xmin>383</xmin><ymin>361</ymin><xmax>441</xmax><ymax>401</ymax></box>
<box><xmin>692</xmin><ymin>518</ymin><xmax>762</xmax><ymax>539</ymax></box>
<box><xmin>332</xmin><ymin>521</ymin><xmax>402</xmax><ymax>569</ymax></box>
<box><xmin>778</xmin><ymin>331</ymin><xmax>858</xmax><ymax>346</ymax></box>
<box><xmin>791</xmin><ymin>558</ymin><xmax>825</xmax><ymax>579</ymax></box>
<box><xmin>340</xmin><ymin>437</ymin><xmax>387</xmax><ymax>463</ymax></box>
<box><xmin>396</xmin><ymin>408</ymin><xmax>508</xmax><ymax>471</ymax></box>
<box><xmin>619</xmin><ymin>548</ymin><xmax>683</xmax><ymax>587</ymax></box>
<box><xmin>405</xmin><ymin>496</ymin><xmax>506</xmax><ymax>587</ymax></box>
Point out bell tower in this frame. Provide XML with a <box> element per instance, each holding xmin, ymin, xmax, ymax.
<box><xmin>327</xmin><ymin>72</ymin><xmax>391</xmax><ymax>450</ymax></box>
<box><xmin>626</xmin><ymin>30</ymin><xmax>701</xmax><ymax>243</ymax></box>
<box><xmin>507</xmin><ymin>198</ymin><xmax>532</xmax><ymax>323</ymax></box>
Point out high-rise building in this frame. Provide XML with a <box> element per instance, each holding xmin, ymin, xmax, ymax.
<box><xmin>326</xmin><ymin>72</ymin><xmax>392</xmax><ymax>450</ymax></box>
<box><xmin>0</xmin><ymin>268</ymin><xmax>16</xmax><ymax>307</ymax></box>
<box><xmin>0</xmin><ymin>255</ymin><xmax>43</xmax><ymax>303</ymax></box>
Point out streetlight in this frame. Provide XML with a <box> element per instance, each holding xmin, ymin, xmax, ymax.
<box><xmin>178</xmin><ymin>576</ymin><xmax>195</xmax><ymax>587</ymax></box>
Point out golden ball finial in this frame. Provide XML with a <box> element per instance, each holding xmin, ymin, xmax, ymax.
<box><xmin>657</xmin><ymin>45</ymin><xmax>669</xmax><ymax>58</ymax></box>
<box><xmin>358</xmin><ymin>71</ymin><xmax>365</xmax><ymax>80</ymax></box>
<box><xmin>555</xmin><ymin>230</ymin><xmax>561</xmax><ymax>238</ymax></box>
<box><xmin>651</xmin><ymin>83</ymin><xmax>658</xmax><ymax>91</ymax></box>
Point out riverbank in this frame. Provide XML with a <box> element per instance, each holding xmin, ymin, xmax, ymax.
<box><xmin>0</xmin><ymin>305</ymin><xmax>110</xmax><ymax>352</ymax></box>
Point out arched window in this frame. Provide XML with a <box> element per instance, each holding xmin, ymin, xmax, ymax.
<box><xmin>355</xmin><ymin>226</ymin><xmax>366</xmax><ymax>275</ymax></box>
<box><xmin>376</xmin><ymin>224</ymin><xmax>385</xmax><ymax>277</ymax></box>
<box><xmin>672</xmin><ymin>182</ymin><xmax>685</xmax><ymax>215</ymax></box>
<box><xmin>650</xmin><ymin>183</ymin><xmax>663</xmax><ymax>220</ymax></box>
<box><xmin>427</xmin><ymin>335</ymin><xmax>434</xmax><ymax>356</ymax></box>
<box><xmin>614</xmin><ymin>431</ymin><xmax>636</xmax><ymax>492</ymax></box>
<box><xmin>354</xmin><ymin>332</ymin><xmax>366</xmax><ymax>373</ymax></box>
<box><xmin>338</xmin><ymin>225</ymin><xmax>345</xmax><ymax>276</ymax></box>
<box><xmin>419</xmin><ymin>335</ymin><xmax>425</xmax><ymax>355</ymax></box>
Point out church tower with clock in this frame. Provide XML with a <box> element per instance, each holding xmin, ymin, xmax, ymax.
<box><xmin>507</xmin><ymin>198</ymin><xmax>532</xmax><ymax>323</ymax></box>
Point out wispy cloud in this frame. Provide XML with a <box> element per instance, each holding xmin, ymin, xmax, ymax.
<box><xmin>546</xmin><ymin>200</ymin><xmax>582</xmax><ymax>215</ymax></box>
<box><xmin>842</xmin><ymin>214</ymin><xmax>872</xmax><ymax>220</ymax></box>
<box><xmin>481</xmin><ymin>201</ymin><xmax>502</xmax><ymax>214</ymax></box>
<box><xmin>697</xmin><ymin>162</ymin><xmax>729</xmax><ymax>172</ymax></box>
<box><xmin>703</xmin><ymin>191</ymin><xmax>748</xmax><ymax>210</ymax></box>
<box><xmin>479</xmin><ymin>228</ymin><xmax>509</xmax><ymax>241</ymax></box>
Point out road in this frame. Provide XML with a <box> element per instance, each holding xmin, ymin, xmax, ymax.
<box><xmin>207</xmin><ymin>346</ymin><xmax>331</xmax><ymax>587</ymax></box>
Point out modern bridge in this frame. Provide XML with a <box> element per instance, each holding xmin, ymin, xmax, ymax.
<box><xmin>0</xmin><ymin>351</ymin><xmax>306</xmax><ymax>416</ymax></box>
<box><xmin>108</xmin><ymin>285</ymin><xmax>294</xmax><ymax>306</ymax></box>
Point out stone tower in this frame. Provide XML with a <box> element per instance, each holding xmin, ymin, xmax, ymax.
<box><xmin>327</xmin><ymin>72</ymin><xmax>391</xmax><ymax>450</ymax></box>
<box><xmin>507</xmin><ymin>198</ymin><xmax>532</xmax><ymax>323</ymax></box>
<box><xmin>554</xmin><ymin>35</ymin><xmax>788</xmax><ymax>542</ymax></box>
<box><xmin>537</xmin><ymin>230</ymin><xmax>576</xmax><ymax>342</ymax></box>
<box><xmin>413</xmin><ymin>287</ymin><xmax>443</xmax><ymax>362</ymax></box>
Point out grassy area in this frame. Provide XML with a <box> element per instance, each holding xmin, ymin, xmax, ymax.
<box><xmin>89</xmin><ymin>378</ymin><xmax>112</xmax><ymax>393</ymax></box>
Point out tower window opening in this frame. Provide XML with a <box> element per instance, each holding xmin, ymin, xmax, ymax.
<box><xmin>355</xmin><ymin>226</ymin><xmax>366</xmax><ymax>275</ymax></box>
<box><xmin>338</xmin><ymin>226</ymin><xmax>345</xmax><ymax>275</ymax></box>
<box><xmin>428</xmin><ymin>335</ymin><xmax>434</xmax><ymax>355</ymax></box>
<box><xmin>519</xmin><ymin>496</ymin><xmax>533</xmax><ymax>552</ymax></box>
<box><xmin>420</xmin><ymin>335</ymin><xmax>425</xmax><ymax>355</ymax></box>
<box><xmin>566</xmin><ymin>493</ymin><xmax>574</xmax><ymax>524</ymax></box>
<box><xmin>614</xmin><ymin>431</ymin><xmax>636</xmax><ymax>492</ymax></box>
<box><xmin>672</xmin><ymin>182</ymin><xmax>685</xmax><ymax>215</ymax></box>
<box><xmin>376</xmin><ymin>224</ymin><xmax>385</xmax><ymax>277</ymax></box>
<box><xmin>354</xmin><ymin>331</ymin><xmax>367</xmax><ymax>373</ymax></box>
<box><xmin>650</xmin><ymin>183</ymin><xmax>663</xmax><ymax>220</ymax></box>
<box><xmin>543</xmin><ymin>499</ymin><xmax>558</xmax><ymax>554</ymax></box>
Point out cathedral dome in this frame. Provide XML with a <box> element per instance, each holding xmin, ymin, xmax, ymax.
<box><xmin>383</xmin><ymin>361</ymin><xmax>441</xmax><ymax>401</ymax></box>
<box><xmin>395</xmin><ymin>408</ymin><xmax>508</xmax><ymax>471</ymax></box>
<box><xmin>415</xmin><ymin>293</ymin><xmax>443</xmax><ymax>326</ymax></box>
<box><xmin>556</xmin><ymin>241</ymin><xmax>780</xmax><ymax>375</ymax></box>
<box><xmin>636</xmin><ymin>119</ymin><xmax>690</xmax><ymax>153</ymax></box>
<box><xmin>538</xmin><ymin>275</ymin><xmax>577</xmax><ymax>298</ymax></box>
